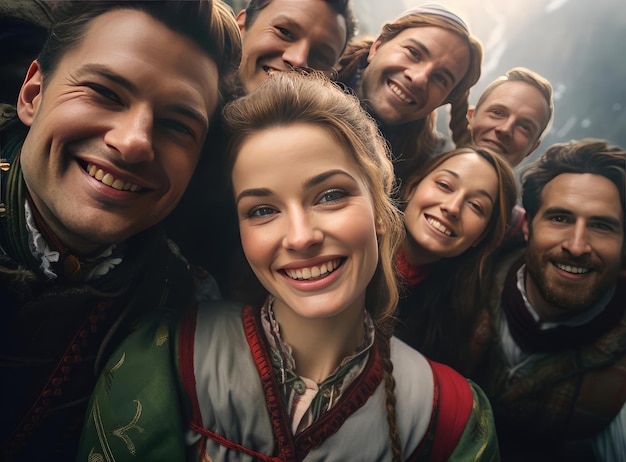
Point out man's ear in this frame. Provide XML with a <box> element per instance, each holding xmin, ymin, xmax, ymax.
<box><xmin>467</xmin><ymin>107</ymin><xmax>475</xmax><ymax>133</ymax></box>
<box><xmin>522</xmin><ymin>217</ymin><xmax>530</xmax><ymax>242</ymax></box>
<box><xmin>236</xmin><ymin>9</ymin><xmax>247</xmax><ymax>35</ymax></box>
<box><xmin>17</xmin><ymin>60</ymin><xmax>43</xmax><ymax>127</ymax></box>
<box><xmin>367</xmin><ymin>37</ymin><xmax>384</xmax><ymax>64</ymax></box>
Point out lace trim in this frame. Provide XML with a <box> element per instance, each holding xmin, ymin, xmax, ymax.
<box><xmin>24</xmin><ymin>200</ymin><xmax>122</xmax><ymax>280</ymax></box>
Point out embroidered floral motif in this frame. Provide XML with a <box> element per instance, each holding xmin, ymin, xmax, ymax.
<box><xmin>155</xmin><ymin>322</ymin><xmax>169</xmax><ymax>347</ymax></box>
<box><xmin>112</xmin><ymin>400</ymin><xmax>145</xmax><ymax>455</ymax></box>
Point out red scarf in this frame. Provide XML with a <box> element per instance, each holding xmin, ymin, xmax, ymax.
<box><xmin>395</xmin><ymin>248</ymin><xmax>434</xmax><ymax>286</ymax></box>
<box><xmin>502</xmin><ymin>256</ymin><xmax>626</xmax><ymax>353</ymax></box>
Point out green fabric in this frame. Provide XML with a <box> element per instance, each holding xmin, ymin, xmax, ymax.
<box><xmin>447</xmin><ymin>382</ymin><xmax>501</xmax><ymax>461</ymax></box>
<box><xmin>0</xmin><ymin>112</ymin><xmax>38</xmax><ymax>270</ymax></box>
<box><xmin>79</xmin><ymin>311</ymin><xmax>188</xmax><ymax>462</ymax></box>
<box><xmin>80</xmin><ymin>313</ymin><xmax>501</xmax><ymax>462</ymax></box>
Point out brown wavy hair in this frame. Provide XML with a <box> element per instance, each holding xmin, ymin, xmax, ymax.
<box><xmin>397</xmin><ymin>146</ymin><xmax>518</xmax><ymax>374</ymax></box>
<box><xmin>337</xmin><ymin>9</ymin><xmax>483</xmax><ymax>184</ymax></box>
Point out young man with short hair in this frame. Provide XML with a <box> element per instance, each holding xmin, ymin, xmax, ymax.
<box><xmin>469</xmin><ymin>67</ymin><xmax>554</xmax><ymax>167</ymax></box>
<box><xmin>0</xmin><ymin>1</ymin><xmax>241</xmax><ymax>459</ymax></box>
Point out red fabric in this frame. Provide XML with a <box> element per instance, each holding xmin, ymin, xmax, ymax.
<box><xmin>502</xmin><ymin>256</ymin><xmax>626</xmax><ymax>352</ymax></box>
<box><xmin>243</xmin><ymin>305</ymin><xmax>384</xmax><ymax>461</ymax></box>
<box><xmin>395</xmin><ymin>248</ymin><xmax>434</xmax><ymax>286</ymax></box>
<box><xmin>190</xmin><ymin>423</ymin><xmax>282</xmax><ymax>462</ymax></box>
<box><xmin>180</xmin><ymin>305</ymin><xmax>386</xmax><ymax>461</ymax></box>
<box><xmin>243</xmin><ymin>305</ymin><xmax>297</xmax><ymax>461</ymax></box>
<box><xmin>429</xmin><ymin>360</ymin><xmax>473</xmax><ymax>461</ymax></box>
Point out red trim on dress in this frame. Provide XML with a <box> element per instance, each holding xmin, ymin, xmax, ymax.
<box><xmin>396</xmin><ymin>248</ymin><xmax>434</xmax><ymax>286</ymax></box>
<box><xmin>243</xmin><ymin>305</ymin><xmax>385</xmax><ymax>459</ymax></box>
<box><xmin>429</xmin><ymin>361</ymin><xmax>473</xmax><ymax>461</ymax></box>
<box><xmin>243</xmin><ymin>305</ymin><xmax>297</xmax><ymax>461</ymax></box>
<box><xmin>293</xmin><ymin>327</ymin><xmax>383</xmax><ymax>459</ymax></box>
<box><xmin>189</xmin><ymin>423</ymin><xmax>283</xmax><ymax>462</ymax></box>
<box><xmin>182</xmin><ymin>305</ymin><xmax>386</xmax><ymax>461</ymax></box>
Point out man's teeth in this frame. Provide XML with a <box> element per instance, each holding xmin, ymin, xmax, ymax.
<box><xmin>87</xmin><ymin>164</ymin><xmax>142</xmax><ymax>192</ymax></box>
<box><xmin>388</xmin><ymin>82</ymin><xmax>414</xmax><ymax>104</ymax></box>
<box><xmin>555</xmin><ymin>263</ymin><xmax>590</xmax><ymax>274</ymax></box>
<box><xmin>285</xmin><ymin>259</ymin><xmax>341</xmax><ymax>280</ymax></box>
<box><xmin>427</xmin><ymin>217</ymin><xmax>452</xmax><ymax>236</ymax></box>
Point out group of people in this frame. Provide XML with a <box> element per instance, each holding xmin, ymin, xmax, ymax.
<box><xmin>0</xmin><ymin>1</ymin><xmax>624</xmax><ymax>461</ymax></box>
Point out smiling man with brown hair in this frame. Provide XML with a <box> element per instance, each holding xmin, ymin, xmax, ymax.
<box><xmin>476</xmin><ymin>138</ymin><xmax>626</xmax><ymax>461</ymax></box>
<box><xmin>0</xmin><ymin>1</ymin><xmax>241</xmax><ymax>459</ymax></box>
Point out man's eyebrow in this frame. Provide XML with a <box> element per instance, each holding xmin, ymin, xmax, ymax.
<box><xmin>77</xmin><ymin>64</ymin><xmax>138</xmax><ymax>92</ymax></box>
<box><xmin>405</xmin><ymin>38</ymin><xmax>458</xmax><ymax>85</ymax></box>
<box><xmin>541</xmin><ymin>207</ymin><xmax>572</xmax><ymax>217</ymax></box>
<box><xmin>518</xmin><ymin>115</ymin><xmax>540</xmax><ymax>132</ymax></box>
<box><xmin>273</xmin><ymin>14</ymin><xmax>339</xmax><ymax>57</ymax></box>
<box><xmin>167</xmin><ymin>103</ymin><xmax>209</xmax><ymax>130</ymax></box>
<box><xmin>76</xmin><ymin>64</ymin><xmax>209</xmax><ymax>128</ymax></box>
<box><xmin>272</xmin><ymin>14</ymin><xmax>304</xmax><ymax>33</ymax></box>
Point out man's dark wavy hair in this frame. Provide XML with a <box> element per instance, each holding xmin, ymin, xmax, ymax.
<box><xmin>242</xmin><ymin>0</ymin><xmax>358</xmax><ymax>53</ymax></box>
<box><xmin>522</xmin><ymin>138</ymin><xmax>626</xmax><ymax>231</ymax></box>
<box><xmin>38</xmin><ymin>0</ymin><xmax>242</xmax><ymax>100</ymax></box>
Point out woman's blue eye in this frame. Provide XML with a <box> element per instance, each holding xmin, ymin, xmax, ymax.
<box><xmin>249</xmin><ymin>206</ymin><xmax>276</xmax><ymax>218</ymax></box>
<box><xmin>319</xmin><ymin>189</ymin><xmax>346</xmax><ymax>203</ymax></box>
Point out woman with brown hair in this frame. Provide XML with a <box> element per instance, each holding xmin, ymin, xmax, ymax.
<box><xmin>395</xmin><ymin>146</ymin><xmax>518</xmax><ymax>376</ymax></box>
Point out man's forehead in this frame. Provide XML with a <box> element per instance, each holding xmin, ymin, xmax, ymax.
<box><xmin>540</xmin><ymin>173</ymin><xmax>623</xmax><ymax>219</ymax></box>
<box><xmin>257</xmin><ymin>0</ymin><xmax>347</xmax><ymax>37</ymax></box>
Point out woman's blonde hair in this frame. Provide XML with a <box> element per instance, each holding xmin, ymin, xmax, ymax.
<box><xmin>222</xmin><ymin>71</ymin><xmax>405</xmax><ymax>460</ymax></box>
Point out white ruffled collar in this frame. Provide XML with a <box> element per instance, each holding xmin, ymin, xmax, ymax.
<box><xmin>24</xmin><ymin>200</ymin><xmax>123</xmax><ymax>281</ymax></box>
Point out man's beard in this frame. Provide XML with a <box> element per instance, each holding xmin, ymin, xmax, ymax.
<box><xmin>524</xmin><ymin>244</ymin><xmax>618</xmax><ymax>318</ymax></box>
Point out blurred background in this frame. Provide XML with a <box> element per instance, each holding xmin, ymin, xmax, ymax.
<box><xmin>229</xmin><ymin>0</ymin><xmax>626</xmax><ymax>167</ymax></box>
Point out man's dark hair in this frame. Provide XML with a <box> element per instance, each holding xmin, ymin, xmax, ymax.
<box><xmin>39</xmin><ymin>0</ymin><xmax>241</xmax><ymax>97</ymax></box>
<box><xmin>242</xmin><ymin>0</ymin><xmax>358</xmax><ymax>52</ymax></box>
<box><xmin>522</xmin><ymin>138</ymin><xmax>626</xmax><ymax>228</ymax></box>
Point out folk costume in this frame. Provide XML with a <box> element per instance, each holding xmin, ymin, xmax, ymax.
<box><xmin>476</xmin><ymin>248</ymin><xmax>626</xmax><ymax>461</ymax></box>
<box><xmin>79</xmin><ymin>298</ymin><xmax>500</xmax><ymax>461</ymax></box>
<box><xmin>0</xmin><ymin>106</ymin><xmax>199</xmax><ymax>461</ymax></box>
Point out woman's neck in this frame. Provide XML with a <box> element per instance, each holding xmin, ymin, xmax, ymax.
<box><xmin>405</xmin><ymin>239</ymin><xmax>441</xmax><ymax>267</ymax></box>
<box><xmin>272</xmin><ymin>300</ymin><xmax>365</xmax><ymax>384</ymax></box>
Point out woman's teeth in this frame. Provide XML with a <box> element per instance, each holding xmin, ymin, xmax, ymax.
<box><xmin>284</xmin><ymin>259</ymin><xmax>341</xmax><ymax>280</ymax></box>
